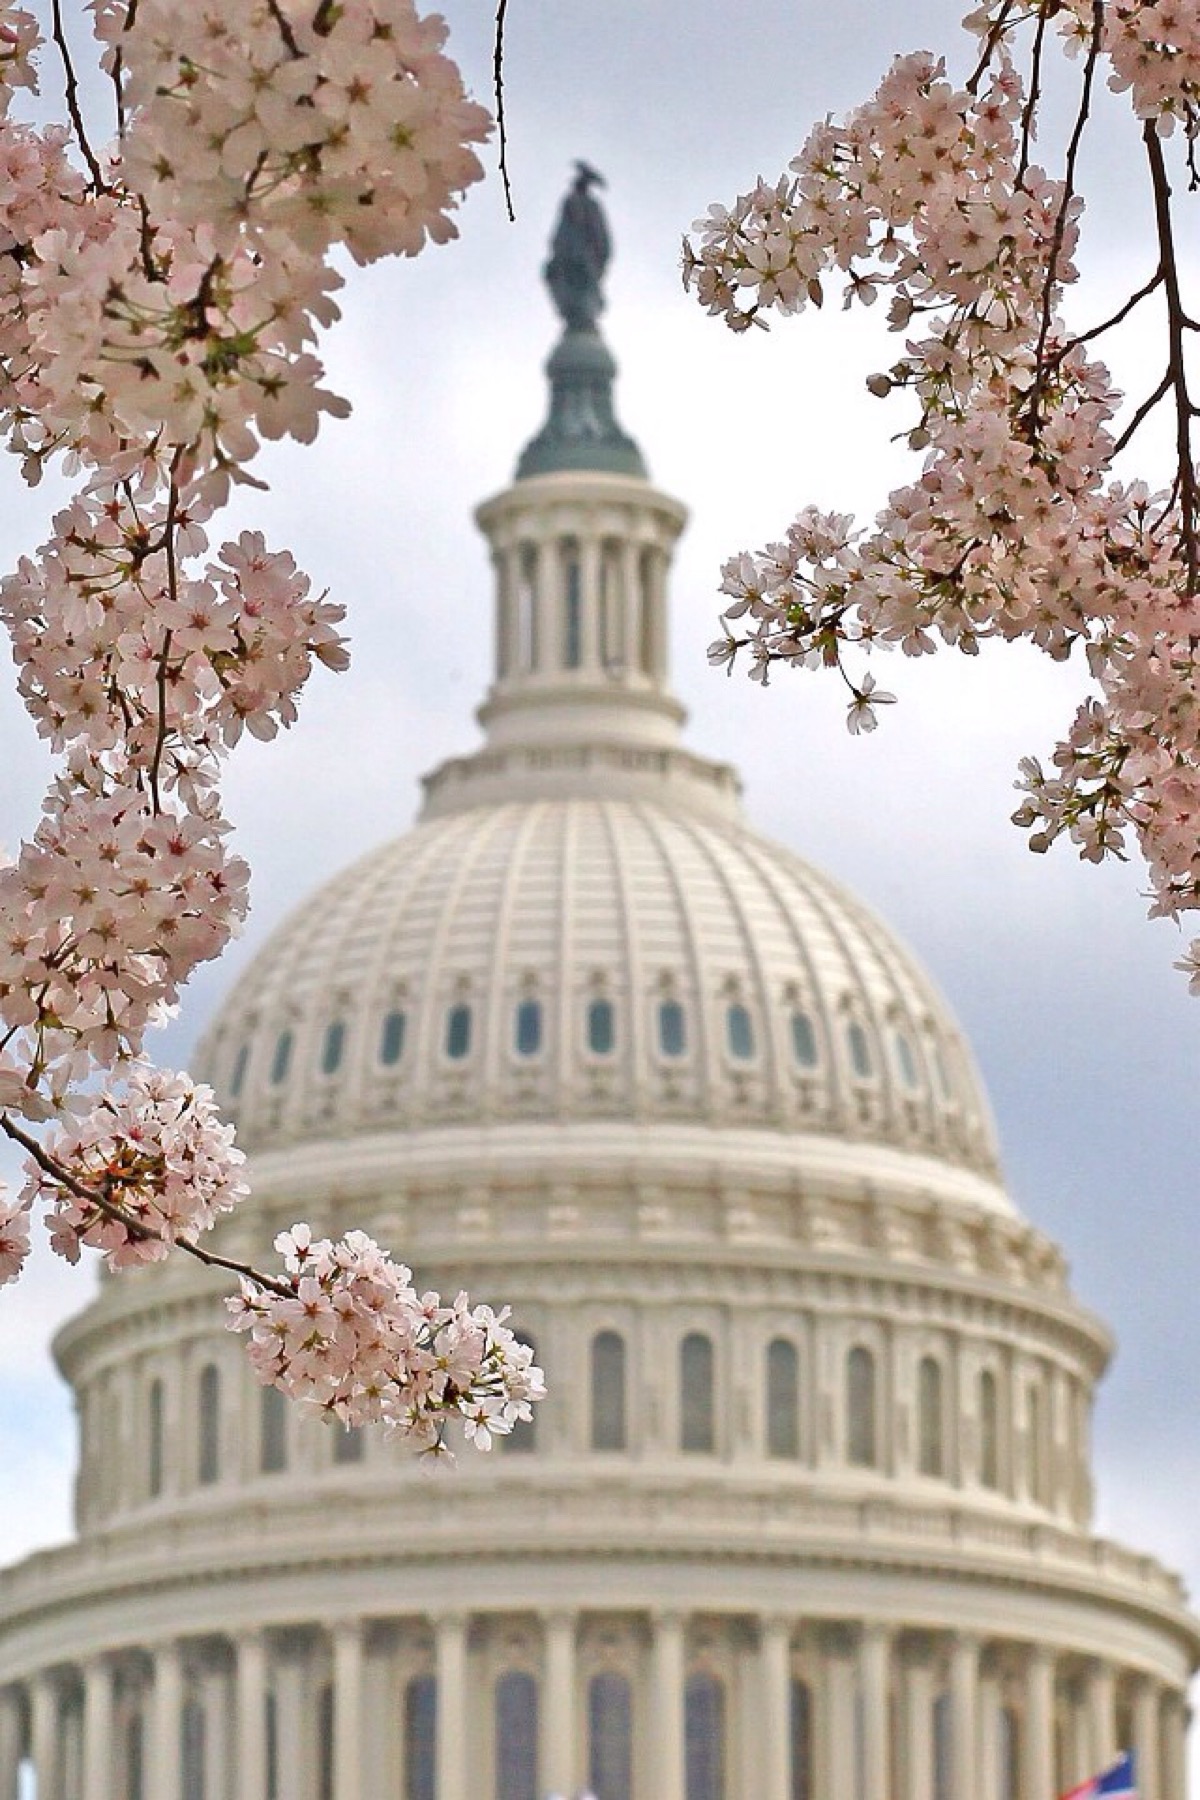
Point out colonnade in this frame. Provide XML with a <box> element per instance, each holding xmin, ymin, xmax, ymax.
<box><xmin>0</xmin><ymin>1611</ymin><xmax>1188</xmax><ymax>1800</ymax></box>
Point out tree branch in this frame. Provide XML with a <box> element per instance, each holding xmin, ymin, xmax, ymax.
<box><xmin>492</xmin><ymin>0</ymin><xmax>516</xmax><ymax>223</ymax></box>
<box><xmin>1144</xmin><ymin>122</ymin><xmax>1200</xmax><ymax>594</ymax></box>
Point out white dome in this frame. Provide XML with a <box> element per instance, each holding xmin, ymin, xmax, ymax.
<box><xmin>195</xmin><ymin>794</ymin><xmax>1005</xmax><ymax>1201</ymax></box>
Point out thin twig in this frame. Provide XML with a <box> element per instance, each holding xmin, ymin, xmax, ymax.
<box><xmin>493</xmin><ymin>0</ymin><xmax>516</xmax><ymax>223</ymax></box>
<box><xmin>1111</xmin><ymin>369</ymin><xmax>1172</xmax><ymax>459</ymax></box>
<box><xmin>1</xmin><ymin>1112</ymin><xmax>292</xmax><ymax>1298</ymax></box>
<box><xmin>51</xmin><ymin>0</ymin><xmax>106</xmax><ymax>191</ymax></box>
<box><xmin>1144</xmin><ymin>122</ymin><xmax>1200</xmax><ymax>594</ymax></box>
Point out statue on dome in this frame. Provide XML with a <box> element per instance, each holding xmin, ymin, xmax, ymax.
<box><xmin>544</xmin><ymin>161</ymin><xmax>610</xmax><ymax>332</ymax></box>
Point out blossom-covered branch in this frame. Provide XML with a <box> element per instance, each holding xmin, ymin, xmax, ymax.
<box><xmin>0</xmin><ymin>0</ymin><xmax>544</xmax><ymax>1449</ymax></box>
<box><xmin>684</xmin><ymin>1</ymin><xmax>1200</xmax><ymax>992</ymax></box>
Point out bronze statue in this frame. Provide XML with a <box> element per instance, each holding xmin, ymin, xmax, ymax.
<box><xmin>544</xmin><ymin>162</ymin><xmax>610</xmax><ymax>333</ymax></box>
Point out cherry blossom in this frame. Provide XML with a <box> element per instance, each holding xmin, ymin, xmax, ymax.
<box><xmin>686</xmin><ymin>4</ymin><xmax>1200</xmax><ymax>992</ymax></box>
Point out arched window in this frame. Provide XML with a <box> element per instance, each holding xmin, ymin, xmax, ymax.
<box><xmin>917</xmin><ymin>1356</ymin><xmax>944</xmax><ymax>1478</ymax></box>
<box><xmin>790</xmin><ymin>1011</ymin><xmax>818</xmax><ymax>1068</ymax></box>
<box><xmin>494</xmin><ymin>1671</ymin><xmax>539</xmax><ymax>1800</ymax></box>
<box><xmin>766</xmin><ymin>1338</ymin><xmax>801</xmax><ymax>1460</ymax></box>
<box><xmin>790</xmin><ymin>1678</ymin><xmax>813</xmax><ymax>1800</ymax></box>
<box><xmin>894</xmin><ymin>1030</ymin><xmax>919</xmax><ymax>1089</ymax></box>
<box><xmin>125</xmin><ymin>1712</ymin><xmax>145</xmax><ymax>1800</ymax></box>
<box><xmin>658</xmin><ymin>999</ymin><xmax>687</xmax><ymax>1058</ymax></box>
<box><xmin>334</xmin><ymin>1424</ymin><xmax>365</xmax><ymax>1465</ymax></box>
<box><xmin>514</xmin><ymin>999</ymin><xmax>542</xmax><ymax>1058</ymax></box>
<box><xmin>501</xmin><ymin>1336</ymin><xmax>538</xmax><ymax>1454</ymax></box>
<box><xmin>230</xmin><ymin>1043</ymin><xmax>249</xmax><ymax>1098</ymax></box>
<box><xmin>847</xmin><ymin>1022</ymin><xmax>873</xmax><ymax>1079</ymax></box>
<box><xmin>999</xmin><ymin>1705</ymin><xmax>1021</xmax><ymax>1800</ymax></box>
<box><xmin>404</xmin><ymin>1674</ymin><xmax>437</xmax><ymax>1800</ymax></box>
<box><xmin>846</xmin><ymin>1347</ymin><xmax>877</xmax><ymax>1468</ymax></box>
<box><xmin>260</xmin><ymin>1383</ymin><xmax>288</xmax><ymax>1474</ymax></box>
<box><xmin>380</xmin><ymin>1009</ymin><xmax>406</xmax><ymax>1066</ymax></box>
<box><xmin>685</xmin><ymin>1672</ymin><xmax>725</xmax><ymax>1800</ymax></box>
<box><xmin>445</xmin><ymin>1004</ymin><xmax>472</xmax><ymax>1061</ymax></box>
<box><xmin>590</xmin><ymin>1331</ymin><xmax>627</xmax><ymax>1452</ymax></box>
<box><xmin>562</xmin><ymin>544</ymin><xmax>583</xmax><ymax>670</ymax></box>
<box><xmin>317</xmin><ymin>1684</ymin><xmax>334</xmax><ymax>1800</ymax></box>
<box><xmin>321</xmin><ymin>1020</ymin><xmax>345</xmax><ymax>1076</ymax></box>
<box><xmin>979</xmin><ymin>1369</ymin><xmax>1000</xmax><ymax>1489</ymax></box>
<box><xmin>147</xmin><ymin>1378</ymin><xmax>164</xmax><ymax>1499</ymax></box>
<box><xmin>589</xmin><ymin>1671</ymin><xmax>633</xmax><ymax>1800</ymax></box>
<box><xmin>182</xmin><ymin>1698</ymin><xmax>205</xmax><ymax>1800</ymax></box>
<box><xmin>198</xmin><ymin>1364</ymin><xmax>220</xmax><ymax>1485</ymax></box>
<box><xmin>587</xmin><ymin>998</ymin><xmax>615</xmax><ymax>1056</ymax></box>
<box><xmin>726</xmin><ymin>1003</ymin><xmax>755</xmax><ymax>1061</ymax></box>
<box><xmin>270</xmin><ymin>1029</ymin><xmax>293</xmax><ymax>1086</ymax></box>
<box><xmin>516</xmin><ymin>546</ymin><xmax>538</xmax><ymax>673</ymax></box>
<box><xmin>680</xmin><ymin>1333</ymin><xmax>715</xmax><ymax>1453</ymax></box>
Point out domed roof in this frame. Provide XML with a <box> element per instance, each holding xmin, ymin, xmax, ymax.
<box><xmin>194</xmin><ymin>793</ymin><xmax>1005</xmax><ymax>1202</ymax></box>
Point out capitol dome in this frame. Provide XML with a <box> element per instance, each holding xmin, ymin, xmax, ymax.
<box><xmin>0</xmin><ymin>174</ymin><xmax>1196</xmax><ymax>1800</ymax></box>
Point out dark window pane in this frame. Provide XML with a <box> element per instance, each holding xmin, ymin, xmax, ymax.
<box><xmin>446</xmin><ymin>1005</ymin><xmax>472</xmax><ymax>1061</ymax></box>
<box><xmin>148</xmin><ymin>1379</ymin><xmax>164</xmax><ymax>1499</ymax></box>
<box><xmin>495</xmin><ymin>1671</ymin><xmax>538</xmax><ymax>1800</ymax></box>
<box><xmin>847</xmin><ymin>1348</ymin><xmax>876</xmax><ymax>1468</ymax></box>
<box><xmin>127</xmin><ymin>1713</ymin><xmax>144</xmax><ymax>1800</ymax></box>
<box><xmin>321</xmin><ymin>1021</ymin><xmax>345</xmax><ymax>1076</ymax></box>
<box><xmin>198</xmin><ymin>1365</ymin><xmax>220</xmax><ymax>1485</ymax></box>
<box><xmin>591</xmin><ymin>1331</ymin><xmax>627</xmax><ymax>1452</ymax></box>
<box><xmin>318</xmin><ymin>1685</ymin><xmax>334</xmax><ymax>1800</ymax></box>
<box><xmin>230</xmin><ymin>1043</ymin><xmax>249</xmax><ymax>1097</ymax></box>
<box><xmin>334</xmin><ymin>1424</ymin><xmax>365</xmax><ymax>1465</ymax></box>
<box><xmin>589</xmin><ymin>1672</ymin><xmax>632</xmax><ymax>1800</ymax></box>
<box><xmin>726</xmin><ymin>1004</ymin><xmax>755</xmax><ymax>1061</ymax></box>
<box><xmin>847</xmin><ymin>1023</ymin><xmax>872</xmax><ymax>1079</ymax></box>
<box><xmin>685</xmin><ymin>1673</ymin><xmax>724</xmax><ymax>1800</ymax></box>
<box><xmin>680</xmin><ymin>1333</ymin><xmax>715</xmax><ymax>1453</ymax></box>
<box><xmin>790</xmin><ymin>1679</ymin><xmax>813</xmax><ymax>1800</ymax></box>
<box><xmin>563</xmin><ymin>552</ymin><xmax>582</xmax><ymax>669</ymax></box>
<box><xmin>261</xmin><ymin>1384</ymin><xmax>287</xmax><ymax>1475</ymax></box>
<box><xmin>894</xmin><ymin>1031</ymin><xmax>919</xmax><ymax>1088</ymax></box>
<box><xmin>790</xmin><ymin>1012</ymin><xmax>817</xmax><ymax>1068</ymax></box>
<box><xmin>182</xmin><ymin>1700</ymin><xmax>206</xmax><ymax>1800</ymax></box>
<box><xmin>766</xmin><ymin>1339</ymin><xmax>800</xmax><ymax>1460</ymax></box>
<box><xmin>587</xmin><ymin>999</ymin><xmax>615</xmax><ymax>1056</ymax></box>
<box><xmin>405</xmin><ymin>1675</ymin><xmax>437</xmax><ymax>1800</ymax></box>
<box><xmin>659</xmin><ymin>1000</ymin><xmax>686</xmax><ymax>1059</ymax></box>
<box><xmin>515</xmin><ymin>999</ymin><xmax>542</xmax><ymax>1057</ymax></box>
<box><xmin>918</xmin><ymin>1358</ymin><xmax>943</xmax><ymax>1477</ymax></box>
<box><xmin>380</xmin><ymin>1009</ymin><xmax>406</xmax><ymax>1066</ymax></box>
<box><xmin>270</xmin><ymin>1030</ymin><xmax>293</xmax><ymax>1086</ymax></box>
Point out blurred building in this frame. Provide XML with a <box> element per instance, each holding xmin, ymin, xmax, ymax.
<box><xmin>0</xmin><ymin>179</ymin><xmax>1196</xmax><ymax>1800</ymax></box>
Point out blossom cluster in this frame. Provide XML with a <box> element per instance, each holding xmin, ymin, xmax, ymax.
<box><xmin>0</xmin><ymin>0</ymin><xmax>546</xmax><ymax>1448</ymax></box>
<box><xmin>229</xmin><ymin>1226</ymin><xmax>546</xmax><ymax>1456</ymax></box>
<box><xmin>686</xmin><ymin>5</ymin><xmax>1200</xmax><ymax>992</ymax></box>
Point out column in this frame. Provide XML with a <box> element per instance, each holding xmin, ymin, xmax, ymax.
<box><xmin>949</xmin><ymin>1634</ymin><xmax>980</xmax><ymax>1798</ymax></box>
<box><xmin>541</xmin><ymin>1612</ymin><xmax>577</xmax><ymax>1799</ymax></box>
<box><xmin>273</xmin><ymin>1655</ymin><xmax>307</xmax><ymax>1800</ymax></box>
<box><xmin>859</xmin><ymin>1624</ymin><xmax>891</xmax><ymax>1800</ymax></box>
<box><xmin>1133</xmin><ymin>1677</ymin><xmax>1161</xmax><ymax>1800</ymax></box>
<box><xmin>0</xmin><ymin>1688</ymin><xmax>22</xmax><ymax>1800</ymax></box>
<box><xmin>1086</xmin><ymin>1658</ymin><xmax>1116</xmax><ymax>1772</ymax></box>
<box><xmin>434</xmin><ymin>1614</ymin><xmax>468</xmax><ymax>1800</ymax></box>
<box><xmin>31</xmin><ymin>1673</ymin><xmax>60</xmax><ymax>1800</ymax></box>
<box><xmin>331</xmin><ymin>1622</ymin><xmax>365</xmax><ymax>1800</ymax></box>
<box><xmin>759</xmin><ymin>1617</ymin><xmax>792</xmax><ymax>1800</ymax></box>
<box><xmin>899</xmin><ymin>1646</ymin><xmax>934</xmax><ymax>1800</ymax></box>
<box><xmin>236</xmin><ymin>1632</ymin><xmax>268</xmax><ymax>1800</ymax></box>
<box><xmin>82</xmin><ymin>1657</ymin><xmax>114</xmax><ymax>1800</ymax></box>
<box><xmin>152</xmin><ymin>1641</ymin><xmax>184</xmax><ymax>1800</ymax></box>
<box><xmin>1022</xmin><ymin>1646</ymin><xmax>1056</xmax><ymax>1800</ymax></box>
<box><xmin>579</xmin><ymin>539</ymin><xmax>601</xmax><ymax>673</ymax></box>
<box><xmin>977</xmin><ymin>1669</ymin><xmax>1002</xmax><ymax>1800</ymax></box>
<box><xmin>646</xmin><ymin>547</ymin><xmax>669</xmax><ymax>681</ymax></box>
<box><xmin>650</xmin><ymin>1612</ymin><xmax>686</xmax><ymax>1800</ymax></box>
<box><xmin>1161</xmin><ymin>1691</ymin><xmax>1188</xmax><ymax>1800</ymax></box>
<box><xmin>200</xmin><ymin>1666</ymin><xmax>232</xmax><ymax>1800</ymax></box>
<box><xmin>823</xmin><ymin>1629</ymin><xmax>857</xmax><ymax>1799</ymax></box>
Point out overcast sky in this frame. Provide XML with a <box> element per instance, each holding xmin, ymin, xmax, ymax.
<box><xmin>2</xmin><ymin>0</ymin><xmax>1199</xmax><ymax>1771</ymax></box>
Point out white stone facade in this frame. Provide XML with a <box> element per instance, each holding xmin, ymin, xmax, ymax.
<box><xmin>0</xmin><ymin>313</ymin><xmax>1196</xmax><ymax>1800</ymax></box>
